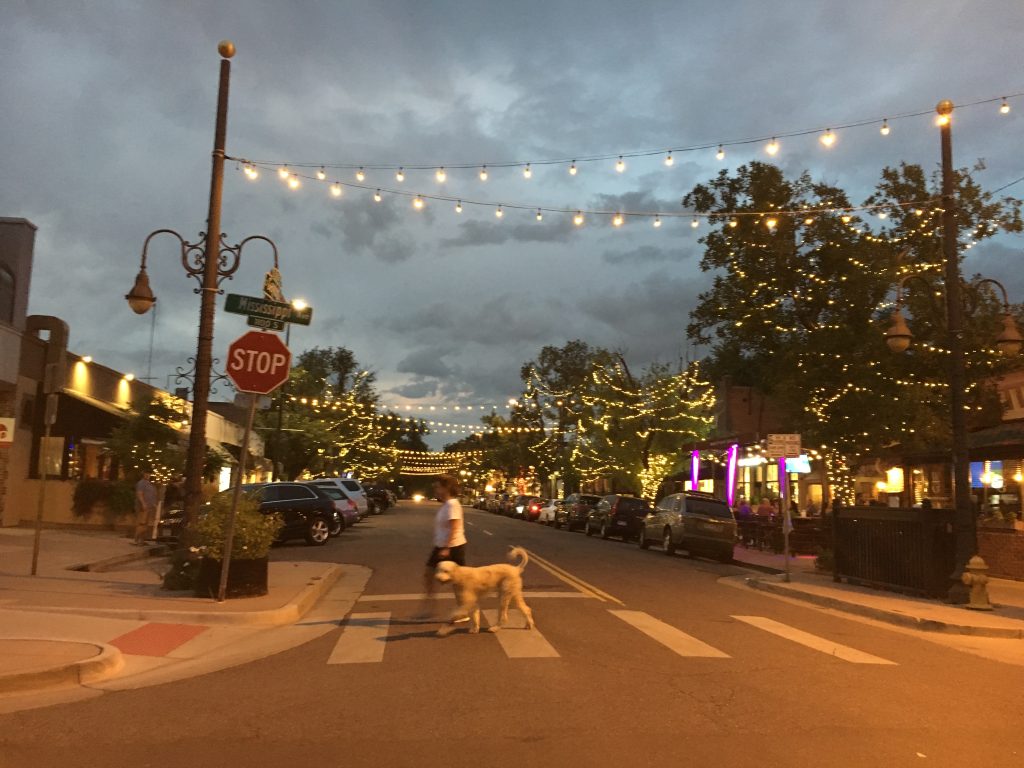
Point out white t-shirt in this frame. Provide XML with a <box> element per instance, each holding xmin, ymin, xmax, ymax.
<box><xmin>433</xmin><ymin>499</ymin><xmax>466</xmax><ymax>548</ymax></box>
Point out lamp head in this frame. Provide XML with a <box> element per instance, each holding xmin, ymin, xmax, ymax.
<box><xmin>996</xmin><ymin>313</ymin><xmax>1023</xmax><ymax>357</ymax></box>
<box><xmin>126</xmin><ymin>267</ymin><xmax>156</xmax><ymax>315</ymax></box>
<box><xmin>885</xmin><ymin>309</ymin><xmax>913</xmax><ymax>353</ymax></box>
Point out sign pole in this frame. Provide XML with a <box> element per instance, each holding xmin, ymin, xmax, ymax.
<box><xmin>216</xmin><ymin>393</ymin><xmax>257</xmax><ymax>602</ymax></box>
<box><xmin>780</xmin><ymin>456</ymin><xmax>791</xmax><ymax>583</ymax></box>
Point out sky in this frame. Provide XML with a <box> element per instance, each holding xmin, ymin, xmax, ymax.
<box><xmin>2</xmin><ymin>1</ymin><xmax>1023</xmax><ymax>447</ymax></box>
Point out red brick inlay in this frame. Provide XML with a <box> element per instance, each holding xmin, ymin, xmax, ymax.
<box><xmin>110</xmin><ymin>623</ymin><xmax>208</xmax><ymax>657</ymax></box>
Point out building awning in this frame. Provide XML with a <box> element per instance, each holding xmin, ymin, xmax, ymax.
<box><xmin>967</xmin><ymin>421</ymin><xmax>1024</xmax><ymax>460</ymax></box>
<box><xmin>54</xmin><ymin>390</ymin><xmax>132</xmax><ymax>437</ymax></box>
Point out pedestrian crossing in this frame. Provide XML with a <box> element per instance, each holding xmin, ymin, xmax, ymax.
<box><xmin>325</xmin><ymin>606</ymin><xmax>898</xmax><ymax>667</ymax></box>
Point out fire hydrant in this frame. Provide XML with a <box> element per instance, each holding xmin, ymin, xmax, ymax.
<box><xmin>961</xmin><ymin>555</ymin><xmax>993</xmax><ymax>611</ymax></box>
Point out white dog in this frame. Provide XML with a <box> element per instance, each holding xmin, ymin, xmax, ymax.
<box><xmin>434</xmin><ymin>546</ymin><xmax>535</xmax><ymax>636</ymax></box>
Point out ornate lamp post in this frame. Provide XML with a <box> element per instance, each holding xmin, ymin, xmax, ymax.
<box><xmin>126</xmin><ymin>41</ymin><xmax>279</xmax><ymax>528</ymax></box>
<box><xmin>884</xmin><ymin>100</ymin><xmax>1023</xmax><ymax>602</ymax></box>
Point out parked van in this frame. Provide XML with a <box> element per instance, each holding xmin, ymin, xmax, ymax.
<box><xmin>639</xmin><ymin>492</ymin><xmax>736</xmax><ymax>562</ymax></box>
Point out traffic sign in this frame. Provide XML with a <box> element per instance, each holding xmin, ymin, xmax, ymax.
<box><xmin>224</xmin><ymin>293</ymin><xmax>312</xmax><ymax>326</ymax></box>
<box><xmin>767</xmin><ymin>433</ymin><xmax>802</xmax><ymax>459</ymax></box>
<box><xmin>247</xmin><ymin>315</ymin><xmax>286</xmax><ymax>332</ymax></box>
<box><xmin>225</xmin><ymin>331</ymin><xmax>292</xmax><ymax>394</ymax></box>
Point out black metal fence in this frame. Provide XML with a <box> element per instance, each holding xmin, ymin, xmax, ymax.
<box><xmin>832</xmin><ymin>505</ymin><xmax>956</xmax><ymax>598</ymax></box>
<box><xmin>736</xmin><ymin>517</ymin><xmax>829</xmax><ymax>555</ymax></box>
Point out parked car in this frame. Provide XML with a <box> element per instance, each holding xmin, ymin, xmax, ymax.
<box><xmin>199</xmin><ymin>482</ymin><xmax>340</xmax><ymax>546</ymax></box>
<box><xmin>310</xmin><ymin>477</ymin><xmax>370</xmax><ymax>518</ymax></box>
<box><xmin>485</xmin><ymin>495</ymin><xmax>504</xmax><ymax>514</ymax></box>
<box><xmin>537</xmin><ymin>499</ymin><xmax>562</xmax><ymax>525</ymax></box>
<box><xmin>586</xmin><ymin>494</ymin><xmax>651</xmax><ymax>540</ymax></box>
<box><xmin>523</xmin><ymin>497</ymin><xmax>544</xmax><ymax>522</ymax></box>
<box><xmin>510</xmin><ymin>494</ymin><xmax>535</xmax><ymax>518</ymax></box>
<box><xmin>639</xmin><ymin>491</ymin><xmax>736</xmax><ymax>562</ymax></box>
<box><xmin>362</xmin><ymin>484</ymin><xmax>393</xmax><ymax>514</ymax></box>
<box><xmin>559</xmin><ymin>493</ymin><xmax>602</xmax><ymax>531</ymax></box>
<box><xmin>303</xmin><ymin>481</ymin><xmax>358</xmax><ymax>531</ymax></box>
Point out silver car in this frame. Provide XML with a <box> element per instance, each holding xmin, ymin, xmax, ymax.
<box><xmin>638</xmin><ymin>492</ymin><xmax>736</xmax><ymax>562</ymax></box>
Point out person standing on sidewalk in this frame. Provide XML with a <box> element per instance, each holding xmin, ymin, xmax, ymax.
<box><xmin>415</xmin><ymin>474</ymin><xmax>467</xmax><ymax>619</ymax></box>
<box><xmin>133</xmin><ymin>469</ymin><xmax>158</xmax><ymax>545</ymax></box>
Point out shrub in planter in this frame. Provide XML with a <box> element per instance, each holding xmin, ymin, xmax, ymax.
<box><xmin>191</xmin><ymin>493</ymin><xmax>282</xmax><ymax>599</ymax></box>
<box><xmin>72</xmin><ymin>478</ymin><xmax>135</xmax><ymax>519</ymax></box>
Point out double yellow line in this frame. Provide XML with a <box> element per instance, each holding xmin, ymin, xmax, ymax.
<box><xmin>525</xmin><ymin>548</ymin><xmax>624</xmax><ymax>606</ymax></box>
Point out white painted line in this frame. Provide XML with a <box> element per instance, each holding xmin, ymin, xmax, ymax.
<box><xmin>328</xmin><ymin>612</ymin><xmax>391</xmax><ymax>664</ymax></box>
<box><xmin>357</xmin><ymin>591</ymin><xmax>587</xmax><ymax>602</ymax></box>
<box><xmin>610</xmin><ymin>610</ymin><xmax>730</xmax><ymax>658</ymax></box>
<box><xmin>481</xmin><ymin>529</ymin><xmax>494</xmax><ymax>536</ymax></box>
<box><xmin>482</xmin><ymin>609</ymin><xmax>559</xmax><ymax>658</ymax></box>
<box><xmin>732</xmin><ymin>616</ymin><xmax>897</xmax><ymax>665</ymax></box>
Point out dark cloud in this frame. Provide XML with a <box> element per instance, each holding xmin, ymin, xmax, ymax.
<box><xmin>602</xmin><ymin>244</ymin><xmax>679</xmax><ymax>265</ymax></box>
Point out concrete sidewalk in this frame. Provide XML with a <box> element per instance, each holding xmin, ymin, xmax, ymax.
<box><xmin>0</xmin><ymin>527</ymin><xmax>356</xmax><ymax>701</ymax></box>
<box><xmin>729</xmin><ymin>542</ymin><xmax>1024</xmax><ymax>638</ymax></box>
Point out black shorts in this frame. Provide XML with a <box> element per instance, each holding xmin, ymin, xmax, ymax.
<box><xmin>426</xmin><ymin>545</ymin><xmax>466</xmax><ymax>568</ymax></box>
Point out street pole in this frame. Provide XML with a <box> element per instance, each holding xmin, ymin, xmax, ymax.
<box><xmin>937</xmin><ymin>99</ymin><xmax>975</xmax><ymax>604</ymax></box>
<box><xmin>182</xmin><ymin>41</ymin><xmax>234</xmax><ymax>528</ymax></box>
<box><xmin>780</xmin><ymin>457</ymin><xmax>791</xmax><ymax>583</ymax></box>
<box><xmin>272</xmin><ymin>323</ymin><xmax>291</xmax><ymax>481</ymax></box>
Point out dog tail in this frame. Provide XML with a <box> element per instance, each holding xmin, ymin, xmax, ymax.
<box><xmin>507</xmin><ymin>545</ymin><xmax>528</xmax><ymax>573</ymax></box>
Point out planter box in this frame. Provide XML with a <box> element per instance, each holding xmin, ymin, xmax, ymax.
<box><xmin>195</xmin><ymin>556</ymin><xmax>269</xmax><ymax>599</ymax></box>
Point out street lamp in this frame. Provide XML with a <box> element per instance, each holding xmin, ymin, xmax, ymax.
<box><xmin>883</xmin><ymin>99</ymin><xmax>1023</xmax><ymax>603</ymax></box>
<box><xmin>126</xmin><ymin>41</ymin><xmax>280</xmax><ymax>528</ymax></box>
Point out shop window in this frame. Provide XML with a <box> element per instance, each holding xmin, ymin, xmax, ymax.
<box><xmin>0</xmin><ymin>266</ymin><xmax>14</xmax><ymax>324</ymax></box>
<box><xmin>38</xmin><ymin>436</ymin><xmax>65</xmax><ymax>478</ymax></box>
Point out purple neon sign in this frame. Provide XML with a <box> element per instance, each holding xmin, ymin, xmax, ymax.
<box><xmin>726</xmin><ymin>444</ymin><xmax>739</xmax><ymax>506</ymax></box>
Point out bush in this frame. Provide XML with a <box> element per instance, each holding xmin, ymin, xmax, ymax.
<box><xmin>72</xmin><ymin>478</ymin><xmax>135</xmax><ymax>518</ymax></box>
<box><xmin>191</xmin><ymin>493</ymin><xmax>281</xmax><ymax>561</ymax></box>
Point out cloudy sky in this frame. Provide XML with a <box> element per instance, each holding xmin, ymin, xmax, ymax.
<box><xmin>2</xmin><ymin>1</ymin><xmax>1023</xmax><ymax>445</ymax></box>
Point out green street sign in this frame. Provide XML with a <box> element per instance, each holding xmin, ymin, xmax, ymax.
<box><xmin>224</xmin><ymin>293</ymin><xmax>312</xmax><ymax>326</ymax></box>
<box><xmin>247</xmin><ymin>315</ymin><xmax>286</xmax><ymax>331</ymax></box>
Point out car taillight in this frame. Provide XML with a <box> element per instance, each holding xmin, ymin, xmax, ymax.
<box><xmin>530</xmin><ymin>504</ymin><xmax>539</xmax><ymax>512</ymax></box>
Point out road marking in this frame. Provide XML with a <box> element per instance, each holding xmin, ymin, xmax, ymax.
<box><xmin>482</xmin><ymin>609</ymin><xmax>559</xmax><ymax>658</ymax></box>
<box><xmin>357</xmin><ymin>591</ymin><xmax>589</xmax><ymax>602</ymax></box>
<box><xmin>481</xmin><ymin>529</ymin><xmax>494</xmax><ymax>536</ymax></box>
<box><xmin>328</xmin><ymin>612</ymin><xmax>391</xmax><ymax>664</ymax></box>
<box><xmin>610</xmin><ymin>610</ymin><xmax>730</xmax><ymax>658</ymax></box>
<box><xmin>525</xmin><ymin>549</ymin><xmax>624</xmax><ymax>605</ymax></box>
<box><xmin>732</xmin><ymin>616</ymin><xmax>897</xmax><ymax>665</ymax></box>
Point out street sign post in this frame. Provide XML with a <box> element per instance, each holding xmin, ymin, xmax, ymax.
<box><xmin>224</xmin><ymin>293</ymin><xmax>312</xmax><ymax>326</ymax></box>
<box><xmin>218</xmin><ymin>331</ymin><xmax>291</xmax><ymax>602</ymax></box>
<box><xmin>767</xmin><ymin>433</ymin><xmax>802</xmax><ymax>583</ymax></box>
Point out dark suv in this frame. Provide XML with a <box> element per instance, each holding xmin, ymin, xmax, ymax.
<box><xmin>586</xmin><ymin>494</ymin><xmax>651</xmax><ymax>541</ymax></box>
<box><xmin>228</xmin><ymin>482</ymin><xmax>339</xmax><ymax>546</ymax></box>
<box><xmin>559</xmin><ymin>493</ymin><xmax>601</xmax><ymax>531</ymax></box>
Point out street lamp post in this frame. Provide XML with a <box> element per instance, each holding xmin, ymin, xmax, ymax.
<box><xmin>125</xmin><ymin>41</ymin><xmax>279</xmax><ymax>528</ymax></box>
<box><xmin>884</xmin><ymin>99</ymin><xmax>1023</xmax><ymax>603</ymax></box>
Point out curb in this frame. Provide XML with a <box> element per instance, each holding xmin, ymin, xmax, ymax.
<box><xmin>0</xmin><ymin>640</ymin><xmax>124</xmax><ymax>695</ymax></box>
<box><xmin>745</xmin><ymin>577</ymin><xmax>1024</xmax><ymax>639</ymax></box>
<box><xmin>10</xmin><ymin>565</ymin><xmax>345</xmax><ymax>627</ymax></box>
<box><xmin>68</xmin><ymin>544</ymin><xmax>170</xmax><ymax>573</ymax></box>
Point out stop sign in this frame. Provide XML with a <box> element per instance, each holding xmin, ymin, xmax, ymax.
<box><xmin>225</xmin><ymin>331</ymin><xmax>292</xmax><ymax>394</ymax></box>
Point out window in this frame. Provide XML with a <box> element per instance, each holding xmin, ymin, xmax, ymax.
<box><xmin>341</xmin><ymin>480</ymin><xmax>362</xmax><ymax>492</ymax></box>
<box><xmin>0</xmin><ymin>265</ymin><xmax>14</xmax><ymax>324</ymax></box>
<box><xmin>275</xmin><ymin>485</ymin><xmax>315</xmax><ymax>501</ymax></box>
<box><xmin>686</xmin><ymin>498</ymin><xmax>733</xmax><ymax>519</ymax></box>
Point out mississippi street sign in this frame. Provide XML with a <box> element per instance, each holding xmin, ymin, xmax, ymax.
<box><xmin>224</xmin><ymin>293</ymin><xmax>313</xmax><ymax>326</ymax></box>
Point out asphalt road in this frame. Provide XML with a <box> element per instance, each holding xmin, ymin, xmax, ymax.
<box><xmin>2</xmin><ymin>501</ymin><xmax>1022</xmax><ymax>767</ymax></box>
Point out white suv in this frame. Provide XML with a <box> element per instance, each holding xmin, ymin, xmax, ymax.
<box><xmin>310</xmin><ymin>478</ymin><xmax>370</xmax><ymax>519</ymax></box>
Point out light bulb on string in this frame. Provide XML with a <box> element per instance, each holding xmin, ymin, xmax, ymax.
<box><xmin>523</xmin><ymin>164</ymin><xmax>532</xmax><ymax>179</ymax></box>
<box><xmin>287</xmin><ymin>175</ymin><xmax>300</xmax><ymax>190</ymax></box>
<box><xmin>573</xmin><ymin>211</ymin><xmax>584</xmax><ymax>226</ymax></box>
<box><xmin>436</xmin><ymin>167</ymin><xmax>447</xmax><ymax>182</ymax></box>
<box><xmin>495</xmin><ymin>205</ymin><xmax>504</xmax><ymax>218</ymax></box>
<box><xmin>819</xmin><ymin>129</ymin><xmax>836</xmax><ymax>147</ymax></box>
<box><xmin>877</xmin><ymin>211</ymin><xmax>888</xmax><ymax>220</ymax></box>
<box><xmin>766</xmin><ymin>217</ymin><xmax>778</xmax><ymax>230</ymax></box>
<box><xmin>612</xmin><ymin>213</ymin><xmax>624</xmax><ymax>227</ymax></box>
<box><xmin>316</xmin><ymin>167</ymin><xmax>327</xmax><ymax>180</ymax></box>
<box><xmin>880</xmin><ymin>119</ymin><xmax>890</xmax><ymax>136</ymax></box>
<box><xmin>278</xmin><ymin>166</ymin><xmax>290</xmax><ymax>180</ymax></box>
<box><xmin>244</xmin><ymin>164</ymin><xmax>259</xmax><ymax>180</ymax></box>
<box><xmin>803</xmin><ymin>217</ymin><xmax>814</xmax><ymax>225</ymax></box>
<box><xmin>373</xmin><ymin>189</ymin><xmax>382</xmax><ymax>202</ymax></box>
<box><xmin>653</xmin><ymin>216</ymin><xmax>662</xmax><ymax>228</ymax></box>
<box><xmin>455</xmin><ymin>200</ymin><xmax>463</xmax><ymax>213</ymax></box>
<box><xmin>716</xmin><ymin>145</ymin><xmax>725</xmax><ymax>161</ymax></box>
<box><xmin>569</xmin><ymin>161</ymin><xmax>578</xmax><ymax>176</ymax></box>
<box><xmin>728</xmin><ymin>218</ymin><xmax>738</xmax><ymax>228</ymax></box>
<box><xmin>841</xmin><ymin>214</ymin><xmax>852</xmax><ymax>224</ymax></box>
<box><xmin>766</xmin><ymin>138</ymin><xmax>779</xmax><ymax>155</ymax></box>
<box><xmin>616</xmin><ymin>156</ymin><xmax>626</xmax><ymax>173</ymax></box>
<box><xmin>691</xmin><ymin>217</ymin><xmax>699</xmax><ymax>229</ymax></box>
<box><xmin>664</xmin><ymin>152</ymin><xmax>674</xmax><ymax>167</ymax></box>
<box><xmin>396</xmin><ymin>168</ymin><xmax>405</xmax><ymax>182</ymax></box>
<box><xmin>355</xmin><ymin>167</ymin><xmax>366</xmax><ymax>182</ymax></box>
<box><xmin>330</xmin><ymin>183</ymin><xmax>342</xmax><ymax>197</ymax></box>
<box><xmin>1001</xmin><ymin>98</ymin><xmax>1011</xmax><ymax>114</ymax></box>
<box><xmin>536</xmin><ymin>209</ymin><xmax>543</xmax><ymax>221</ymax></box>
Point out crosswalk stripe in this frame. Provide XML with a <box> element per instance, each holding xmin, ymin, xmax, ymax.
<box><xmin>609</xmin><ymin>610</ymin><xmax>730</xmax><ymax>658</ymax></box>
<box><xmin>732</xmin><ymin>616</ymin><xmax>897</xmax><ymax>665</ymax></box>
<box><xmin>328</xmin><ymin>612</ymin><xmax>391</xmax><ymax>664</ymax></box>
<box><xmin>482</xmin><ymin>610</ymin><xmax>560</xmax><ymax>658</ymax></box>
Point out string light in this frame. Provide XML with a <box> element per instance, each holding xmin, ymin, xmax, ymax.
<box><xmin>716</xmin><ymin>145</ymin><xmax>725</xmax><ymax>161</ymax></box>
<box><xmin>479</xmin><ymin>165</ymin><xmax>488</xmax><ymax>181</ymax></box>
<box><xmin>766</xmin><ymin>137</ymin><xmax>779</xmax><ymax>155</ymax></box>
<box><xmin>356</xmin><ymin>167</ymin><xmax>365</xmax><ymax>182</ymax></box>
<box><xmin>412</xmin><ymin>195</ymin><xmax>424</xmax><ymax>210</ymax></box>
<box><xmin>287</xmin><ymin>175</ymin><xmax>300</xmax><ymax>190</ymax></box>
<box><xmin>330</xmin><ymin>183</ymin><xmax>342</xmax><ymax>197</ymax></box>
<box><xmin>880</xmin><ymin>119</ymin><xmax>890</xmax><ymax>136</ymax></box>
<box><xmin>523</xmin><ymin>164</ymin><xmax>532</xmax><ymax>179</ymax></box>
<box><xmin>1001</xmin><ymin>97</ymin><xmax>1011</xmax><ymax>114</ymax></box>
<box><xmin>616</xmin><ymin>156</ymin><xmax>626</xmax><ymax>173</ymax></box>
<box><xmin>278</xmin><ymin>166</ymin><xmax>290</xmax><ymax>180</ymax></box>
<box><xmin>495</xmin><ymin>205</ymin><xmax>504</xmax><ymax>218</ymax></box>
<box><xmin>244</xmin><ymin>164</ymin><xmax>259</xmax><ymax>180</ymax></box>
<box><xmin>691</xmin><ymin>217</ymin><xmax>699</xmax><ymax>229</ymax></box>
<box><xmin>612</xmin><ymin>213</ymin><xmax>624</xmax><ymax>227</ymax></box>
<box><xmin>820</xmin><ymin>128</ymin><xmax>836</xmax><ymax>147</ymax></box>
<box><xmin>728</xmin><ymin>218</ymin><xmax>738</xmax><ymax>228</ymax></box>
<box><xmin>396</xmin><ymin>168</ymin><xmax>405</xmax><ymax>182</ymax></box>
<box><xmin>316</xmin><ymin>167</ymin><xmax>327</xmax><ymax>180</ymax></box>
<box><xmin>653</xmin><ymin>216</ymin><xmax>662</xmax><ymax>228</ymax></box>
<box><xmin>766</xmin><ymin>216</ymin><xmax>777</xmax><ymax>230</ymax></box>
<box><xmin>573</xmin><ymin>211</ymin><xmax>584</xmax><ymax>226</ymax></box>
<box><xmin>436</xmin><ymin>167</ymin><xmax>447</xmax><ymax>182</ymax></box>
<box><xmin>536</xmin><ymin>209</ymin><xmax>543</xmax><ymax>221</ymax></box>
<box><xmin>664</xmin><ymin>152</ymin><xmax>674</xmax><ymax>167</ymax></box>
<box><xmin>455</xmin><ymin>200</ymin><xmax>463</xmax><ymax>213</ymax></box>
<box><xmin>569</xmin><ymin>161</ymin><xmax>578</xmax><ymax>176</ymax></box>
<box><xmin>373</xmin><ymin>189</ymin><xmax>382</xmax><ymax>202</ymax></box>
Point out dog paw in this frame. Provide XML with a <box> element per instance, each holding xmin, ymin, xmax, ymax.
<box><xmin>487</xmin><ymin>626</ymin><xmax>500</xmax><ymax>633</ymax></box>
<box><xmin>436</xmin><ymin>626</ymin><xmax>454</xmax><ymax>638</ymax></box>
<box><xmin>468</xmin><ymin>627</ymin><xmax>480</xmax><ymax>634</ymax></box>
